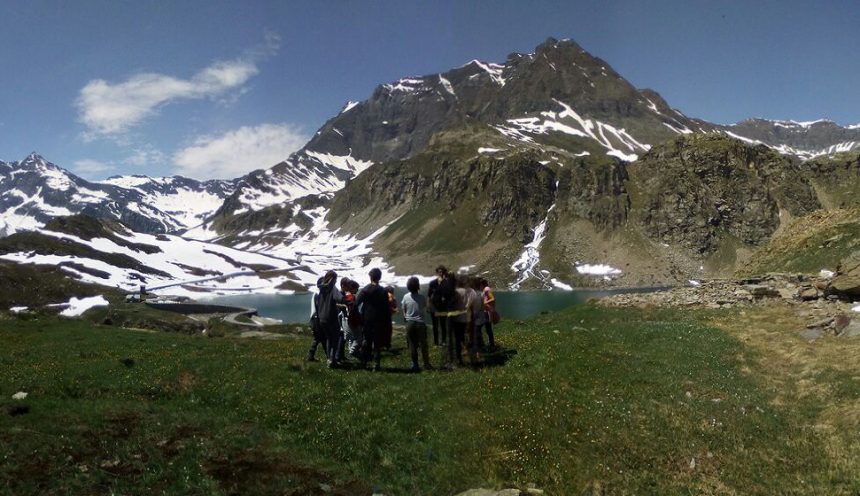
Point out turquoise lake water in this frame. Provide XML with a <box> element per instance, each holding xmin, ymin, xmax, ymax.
<box><xmin>201</xmin><ymin>287</ymin><xmax>664</xmax><ymax>324</ymax></box>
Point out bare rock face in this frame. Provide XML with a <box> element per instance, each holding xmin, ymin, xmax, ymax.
<box><xmin>630</xmin><ymin>135</ymin><xmax>820</xmax><ymax>254</ymax></box>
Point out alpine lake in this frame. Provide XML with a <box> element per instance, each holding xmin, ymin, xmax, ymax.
<box><xmin>200</xmin><ymin>286</ymin><xmax>666</xmax><ymax>324</ymax></box>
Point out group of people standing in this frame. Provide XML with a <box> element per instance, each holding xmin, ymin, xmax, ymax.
<box><xmin>308</xmin><ymin>265</ymin><xmax>499</xmax><ymax>372</ymax></box>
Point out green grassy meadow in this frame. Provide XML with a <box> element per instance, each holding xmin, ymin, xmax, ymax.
<box><xmin>1</xmin><ymin>304</ymin><xmax>859</xmax><ymax>495</ymax></box>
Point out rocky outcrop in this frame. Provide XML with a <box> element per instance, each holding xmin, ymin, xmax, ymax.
<box><xmin>600</xmin><ymin>273</ymin><xmax>832</xmax><ymax>309</ymax></box>
<box><xmin>330</xmin><ymin>149</ymin><xmax>557</xmax><ymax>244</ymax></box>
<box><xmin>556</xmin><ymin>155</ymin><xmax>630</xmax><ymax>229</ymax></box>
<box><xmin>827</xmin><ymin>256</ymin><xmax>860</xmax><ymax>297</ymax></box>
<box><xmin>801</xmin><ymin>152</ymin><xmax>860</xmax><ymax>208</ymax></box>
<box><xmin>630</xmin><ymin>135</ymin><xmax>820</xmax><ymax>254</ymax></box>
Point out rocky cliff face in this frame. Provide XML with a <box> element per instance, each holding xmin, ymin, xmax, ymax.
<box><xmin>800</xmin><ymin>152</ymin><xmax>860</xmax><ymax>208</ymax></box>
<box><xmin>555</xmin><ymin>154</ymin><xmax>630</xmax><ymax>230</ymax></box>
<box><xmin>630</xmin><ymin>135</ymin><xmax>820</xmax><ymax>254</ymax></box>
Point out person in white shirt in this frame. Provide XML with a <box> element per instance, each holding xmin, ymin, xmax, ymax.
<box><xmin>401</xmin><ymin>276</ymin><xmax>433</xmax><ymax>372</ymax></box>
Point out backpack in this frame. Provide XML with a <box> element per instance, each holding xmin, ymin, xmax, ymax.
<box><xmin>309</xmin><ymin>293</ymin><xmax>325</xmax><ymax>340</ymax></box>
<box><xmin>490</xmin><ymin>308</ymin><xmax>501</xmax><ymax>325</ymax></box>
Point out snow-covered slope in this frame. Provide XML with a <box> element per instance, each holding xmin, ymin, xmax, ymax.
<box><xmin>724</xmin><ymin>118</ymin><xmax>860</xmax><ymax>160</ymax></box>
<box><xmin>0</xmin><ymin>216</ymin><xmax>311</xmax><ymax>297</ymax></box>
<box><xmin>100</xmin><ymin>175</ymin><xmax>236</xmax><ymax>228</ymax></box>
<box><xmin>0</xmin><ymin>153</ymin><xmax>236</xmax><ymax>237</ymax></box>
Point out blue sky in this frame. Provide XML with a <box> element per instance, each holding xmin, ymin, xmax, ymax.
<box><xmin>2</xmin><ymin>0</ymin><xmax>859</xmax><ymax>180</ymax></box>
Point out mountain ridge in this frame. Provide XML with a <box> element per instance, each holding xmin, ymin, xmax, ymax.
<box><xmin>5</xmin><ymin>37</ymin><xmax>860</xmax><ymax>294</ymax></box>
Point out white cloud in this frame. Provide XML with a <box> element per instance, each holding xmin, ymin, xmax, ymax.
<box><xmin>76</xmin><ymin>36</ymin><xmax>279</xmax><ymax>136</ymax></box>
<box><xmin>124</xmin><ymin>146</ymin><xmax>166</xmax><ymax>167</ymax></box>
<box><xmin>173</xmin><ymin>123</ymin><xmax>307</xmax><ymax>179</ymax></box>
<box><xmin>73</xmin><ymin>159</ymin><xmax>115</xmax><ymax>176</ymax></box>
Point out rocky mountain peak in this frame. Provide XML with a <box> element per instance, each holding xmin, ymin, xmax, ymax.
<box><xmin>17</xmin><ymin>152</ymin><xmax>55</xmax><ymax>171</ymax></box>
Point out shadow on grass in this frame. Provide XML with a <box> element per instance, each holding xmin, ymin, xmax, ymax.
<box><xmin>300</xmin><ymin>345</ymin><xmax>518</xmax><ymax>374</ymax></box>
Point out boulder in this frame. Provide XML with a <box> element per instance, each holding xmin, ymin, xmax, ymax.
<box><xmin>807</xmin><ymin>317</ymin><xmax>834</xmax><ymax>329</ymax></box>
<box><xmin>839</xmin><ymin>321</ymin><xmax>860</xmax><ymax>337</ymax></box>
<box><xmin>829</xmin><ymin>261</ymin><xmax>860</xmax><ymax>298</ymax></box>
<box><xmin>777</xmin><ymin>288</ymin><xmax>796</xmax><ymax>299</ymax></box>
<box><xmin>799</xmin><ymin>327</ymin><xmax>824</xmax><ymax>341</ymax></box>
<box><xmin>830</xmin><ymin>273</ymin><xmax>860</xmax><ymax>297</ymax></box>
<box><xmin>834</xmin><ymin>313</ymin><xmax>851</xmax><ymax>332</ymax></box>
<box><xmin>745</xmin><ymin>285</ymin><xmax>780</xmax><ymax>299</ymax></box>
<box><xmin>799</xmin><ymin>287</ymin><xmax>820</xmax><ymax>301</ymax></box>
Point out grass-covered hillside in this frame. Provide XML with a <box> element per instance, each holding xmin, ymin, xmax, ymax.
<box><xmin>740</xmin><ymin>208</ymin><xmax>860</xmax><ymax>276</ymax></box>
<box><xmin>3</xmin><ymin>303</ymin><xmax>859</xmax><ymax>494</ymax></box>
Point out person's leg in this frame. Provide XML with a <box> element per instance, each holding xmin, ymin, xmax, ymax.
<box><xmin>438</xmin><ymin>313</ymin><xmax>448</xmax><ymax>346</ymax></box>
<box><xmin>418</xmin><ymin>323</ymin><xmax>432</xmax><ymax>369</ymax></box>
<box><xmin>431</xmin><ymin>314</ymin><xmax>440</xmax><ymax>346</ymax></box>
<box><xmin>468</xmin><ymin>321</ymin><xmax>478</xmax><ymax>364</ymax></box>
<box><xmin>446</xmin><ymin>316</ymin><xmax>456</xmax><ymax>366</ymax></box>
<box><xmin>307</xmin><ymin>337</ymin><xmax>320</xmax><ymax>361</ymax></box>
<box><xmin>351</xmin><ymin>326</ymin><xmax>363</xmax><ymax>357</ymax></box>
<box><xmin>454</xmin><ymin>321</ymin><xmax>465</xmax><ymax>365</ymax></box>
<box><xmin>406</xmin><ymin>321</ymin><xmax>419</xmax><ymax>371</ymax></box>
<box><xmin>372</xmin><ymin>323</ymin><xmax>383</xmax><ymax>370</ymax></box>
<box><xmin>485</xmin><ymin>320</ymin><xmax>495</xmax><ymax>350</ymax></box>
<box><xmin>360</xmin><ymin>325</ymin><xmax>374</xmax><ymax>366</ymax></box>
<box><xmin>338</xmin><ymin>324</ymin><xmax>348</xmax><ymax>361</ymax></box>
<box><xmin>326</xmin><ymin>324</ymin><xmax>340</xmax><ymax>366</ymax></box>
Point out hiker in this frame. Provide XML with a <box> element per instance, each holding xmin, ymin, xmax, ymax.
<box><xmin>306</xmin><ymin>277</ymin><xmax>327</xmax><ymax>362</ymax></box>
<box><xmin>479</xmin><ymin>278</ymin><xmax>497</xmax><ymax>351</ymax></box>
<box><xmin>356</xmin><ymin>268</ymin><xmax>391</xmax><ymax>371</ymax></box>
<box><xmin>459</xmin><ymin>275</ymin><xmax>482</xmax><ymax>364</ymax></box>
<box><xmin>382</xmin><ymin>286</ymin><xmax>397</xmax><ymax>350</ymax></box>
<box><xmin>471</xmin><ymin>277</ymin><xmax>488</xmax><ymax>351</ymax></box>
<box><xmin>316</xmin><ymin>270</ymin><xmax>344</xmax><ymax>368</ymax></box>
<box><xmin>431</xmin><ymin>266</ymin><xmax>455</xmax><ymax>351</ymax></box>
<box><xmin>338</xmin><ymin>278</ymin><xmax>358</xmax><ymax>361</ymax></box>
<box><xmin>447</xmin><ymin>273</ymin><xmax>467</xmax><ymax>368</ymax></box>
<box><xmin>345</xmin><ymin>279</ymin><xmax>363</xmax><ymax>358</ymax></box>
<box><xmin>401</xmin><ymin>276</ymin><xmax>433</xmax><ymax>372</ymax></box>
<box><xmin>427</xmin><ymin>272</ymin><xmax>441</xmax><ymax>346</ymax></box>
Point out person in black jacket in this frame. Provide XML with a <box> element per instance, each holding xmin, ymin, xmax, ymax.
<box><xmin>356</xmin><ymin>267</ymin><xmax>390</xmax><ymax>371</ymax></box>
<box><xmin>315</xmin><ymin>270</ymin><xmax>344</xmax><ymax>368</ymax></box>
<box><xmin>431</xmin><ymin>266</ymin><xmax>457</xmax><ymax>362</ymax></box>
<box><xmin>427</xmin><ymin>269</ymin><xmax>441</xmax><ymax>346</ymax></box>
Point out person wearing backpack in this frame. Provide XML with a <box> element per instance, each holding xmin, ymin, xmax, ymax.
<box><xmin>427</xmin><ymin>273</ymin><xmax>441</xmax><ymax>346</ymax></box>
<box><xmin>431</xmin><ymin>266</ymin><xmax>454</xmax><ymax>349</ymax></box>
<box><xmin>356</xmin><ymin>268</ymin><xmax>391</xmax><ymax>371</ymax></box>
<box><xmin>315</xmin><ymin>270</ymin><xmax>344</xmax><ymax>368</ymax></box>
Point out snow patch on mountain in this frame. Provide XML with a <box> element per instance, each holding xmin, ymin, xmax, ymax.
<box><xmin>495</xmin><ymin>99</ymin><xmax>650</xmax><ymax>162</ymax></box>
<box><xmin>722</xmin><ymin>130</ymin><xmax>860</xmax><ymax>160</ymax></box>
<box><xmin>438</xmin><ymin>75</ymin><xmax>456</xmax><ymax>97</ymax></box>
<box><xmin>234</xmin><ymin>205</ymin><xmax>423</xmax><ymax>288</ymax></box>
<box><xmin>0</xmin><ymin>227</ymin><xmax>304</xmax><ymax>297</ymax></box>
<box><xmin>383</xmin><ymin>77</ymin><xmax>429</xmax><ymax>93</ymax></box>
<box><xmin>465</xmin><ymin>60</ymin><xmax>506</xmax><ymax>86</ymax></box>
<box><xmin>510</xmin><ymin>204</ymin><xmax>556</xmax><ymax>290</ymax></box>
<box><xmin>341</xmin><ymin>101</ymin><xmax>360</xmax><ymax>114</ymax></box>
